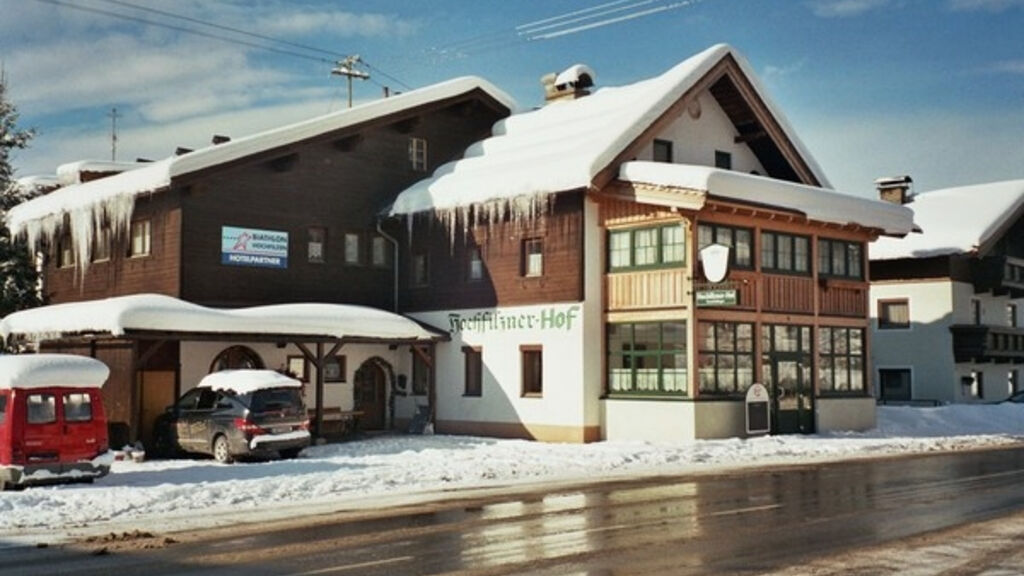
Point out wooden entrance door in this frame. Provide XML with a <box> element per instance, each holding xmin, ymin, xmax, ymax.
<box><xmin>354</xmin><ymin>362</ymin><xmax>386</xmax><ymax>430</ymax></box>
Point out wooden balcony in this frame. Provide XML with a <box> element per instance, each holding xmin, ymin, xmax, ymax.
<box><xmin>818</xmin><ymin>277</ymin><xmax>868</xmax><ymax>318</ymax></box>
<box><xmin>972</xmin><ymin>255</ymin><xmax>1024</xmax><ymax>298</ymax></box>
<box><xmin>951</xmin><ymin>324</ymin><xmax>1024</xmax><ymax>363</ymax></box>
<box><xmin>606</xmin><ymin>268</ymin><xmax>689</xmax><ymax>311</ymax></box>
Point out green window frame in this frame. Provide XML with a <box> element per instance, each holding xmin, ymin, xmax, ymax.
<box><xmin>761</xmin><ymin>231</ymin><xmax>810</xmax><ymax>275</ymax></box>
<box><xmin>697</xmin><ymin>223</ymin><xmax>753</xmax><ymax>269</ymax></box>
<box><xmin>607</xmin><ymin>321</ymin><xmax>688</xmax><ymax>395</ymax></box>
<box><xmin>608</xmin><ymin>224</ymin><xmax>686</xmax><ymax>271</ymax></box>
<box><xmin>818</xmin><ymin>327</ymin><xmax>865</xmax><ymax>394</ymax></box>
<box><xmin>697</xmin><ymin>322</ymin><xmax>754</xmax><ymax>395</ymax></box>
<box><xmin>818</xmin><ymin>238</ymin><xmax>863</xmax><ymax>280</ymax></box>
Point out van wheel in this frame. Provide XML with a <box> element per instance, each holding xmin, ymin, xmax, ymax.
<box><xmin>212</xmin><ymin>435</ymin><xmax>233</xmax><ymax>464</ymax></box>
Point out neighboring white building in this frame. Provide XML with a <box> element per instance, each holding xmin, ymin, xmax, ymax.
<box><xmin>871</xmin><ymin>179</ymin><xmax>1024</xmax><ymax>404</ymax></box>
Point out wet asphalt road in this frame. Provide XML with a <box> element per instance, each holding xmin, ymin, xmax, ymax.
<box><xmin>6</xmin><ymin>446</ymin><xmax>1024</xmax><ymax>575</ymax></box>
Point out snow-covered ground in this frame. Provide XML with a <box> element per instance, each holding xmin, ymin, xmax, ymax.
<box><xmin>2</xmin><ymin>404</ymin><xmax>1024</xmax><ymax>545</ymax></box>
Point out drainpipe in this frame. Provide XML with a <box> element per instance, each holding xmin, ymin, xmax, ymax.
<box><xmin>376</xmin><ymin>219</ymin><xmax>400</xmax><ymax>313</ymax></box>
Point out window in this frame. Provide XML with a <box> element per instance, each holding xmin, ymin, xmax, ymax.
<box><xmin>411</xmin><ymin>252</ymin><xmax>429</xmax><ymax>287</ymax></box>
<box><xmin>818</xmin><ymin>238</ymin><xmax>863</xmax><ymax>279</ymax></box>
<box><xmin>1008</xmin><ymin>303</ymin><xmax>1018</xmax><ymax>328</ymax></box>
<box><xmin>761</xmin><ymin>231</ymin><xmax>810</xmax><ymax>274</ymax></box>
<box><xmin>409</xmin><ymin>137</ymin><xmax>428</xmax><ymax>171</ymax></box>
<box><xmin>653</xmin><ymin>139</ymin><xmax>673</xmax><ymax>163</ymax></box>
<box><xmin>698</xmin><ymin>322</ymin><xmax>754</xmax><ymax>395</ymax></box>
<box><xmin>971</xmin><ymin>299</ymin><xmax>982</xmax><ymax>325</ymax></box>
<box><xmin>372</xmin><ymin>236</ymin><xmax>389</xmax><ymax>268</ymax></box>
<box><xmin>878</xmin><ymin>369</ymin><xmax>911</xmax><ymax>401</ymax></box>
<box><xmin>27</xmin><ymin>393</ymin><xmax>56</xmax><ymax>424</ymax></box>
<box><xmin>307</xmin><ymin>227</ymin><xmax>326</xmax><ymax>264</ymax></box>
<box><xmin>344</xmin><ymin>232</ymin><xmax>361</xmax><ymax>265</ymax></box>
<box><xmin>56</xmin><ymin>229</ymin><xmax>75</xmax><ymax>268</ymax></box>
<box><xmin>129</xmin><ymin>219</ymin><xmax>152</xmax><ymax>257</ymax></box>
<box><xmin>1010</xmin><ymin>369</ymin><xmax>1020</xmax><ymax>395</ymax></box>
<box><xmin>463</xmin><ymin>346</ymin><xmax>482</xmax><ymax>397</ymax></box>
<box><xmin>608</xmin><ymin>224</ymin><xmax>685</xmax><ymax>271</ymax></box>
<box><xmin>607</xmin><ymin>321</ymin><xmax>688</xmax><ymax>395</ymax></box>
<box><xmin>63</xmin><ymin>393</ymin><xmax>93</xmax><ymax>422</ymax></box>
<box><xmin>210</xmin><ymin>345</ymin><xmax>264</xmax><ymax>372</ymax></box>
<box><xmin>819</xmin><ymin>327</ymin><xmax>865</xmax><ymax>394</ymax></box>
<box><xmin>0</xmin><ymin>395</ymin><xmax>7</xmax><ymax>425</ymax></box>
<box><xmin>521</xmin><ymin>345</ymin><xmax>543</xmax><ymax>396</ymax></box>
<box><xmin>715</xmin><ymin>150</ymin><xmax>732</xmax><ymax>170</ymax></box>
<box><xmin>412</xmin><ymin>350</ymin><xmax>429</xmax><ymax>396</ymax></box>
<box><xmin>522</xmin><ymin>238</ymin><xmax>543</xmax><ymax>277</ymax></box>
<box><xmin>323</xmin><ymin>355</ymin><xmax>346</xmax><ymax>383</ymax></box>
<box><xmin>697</xmin><ymin>224</ymin><xmax>753</xmax><ymax>269</ymax></box>
<box><xmin>878</xmin><ymin>299</ymin><xmax>910</xmax><ymax>330</ymax></box>
<box><xmin>92</xmin><ymin>225</ymin><xmax>111</xmax><ymax>262</ymax></box>
<box><xmin>971</xmin><ymin>371</ymin><xmax>984</xmax><ymax>399</ymax></box>
<box><xmin>466</xmin><ymin>246</ymin><xmax>484</xmax><ymax>282</ymax></box>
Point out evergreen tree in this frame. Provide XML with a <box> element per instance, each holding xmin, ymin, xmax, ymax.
<box><xmin>0</xmin><ymin>72</ymin><xmax>40</xmax><ymax>319</ymax></box>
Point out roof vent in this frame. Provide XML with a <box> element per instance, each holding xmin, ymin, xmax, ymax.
<box><xmin>875</xmin><ymin>175</ymin><xmax>914</xmax><ymax>205</ymax></box>
<box><xmin>541</xmin><ymin>64</ymin><xmax>595</xmax><ymax>103</ymax></box>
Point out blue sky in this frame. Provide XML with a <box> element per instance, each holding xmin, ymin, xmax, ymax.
<box><xmin>1</xmin><ymin>0</ymin><xmax>1021</xmax><ymax>196</ymax></box>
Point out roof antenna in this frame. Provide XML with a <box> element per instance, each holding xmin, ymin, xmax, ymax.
<box><xmin>107</xmin><ymin>107</ymin><xmax>121</xmax><ymax>162</ymax></box>
<box><xmin>331</xmin><ymin>55</ymin><xmax>370</xmax><ymax>108</ymax></box>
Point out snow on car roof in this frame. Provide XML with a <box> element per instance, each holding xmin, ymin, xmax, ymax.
<box><xmin>0</xmin><ymin>354</ymin><xmax>109</xmax><ymax>390</ymax></box>
<box><xmin>197</xmin><ymin>370</ymin><xmax>301</xmax><ymax>396</ymax></box>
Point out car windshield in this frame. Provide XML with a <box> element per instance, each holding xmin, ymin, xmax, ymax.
<box><xmin>247</xmin><ymin>388</ymin><xmax>303</xmax><ymax>414</ymax></box>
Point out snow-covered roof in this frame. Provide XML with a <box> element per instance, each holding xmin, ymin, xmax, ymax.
<box><xmin>0</xmin><ymin>294</ymin><xmax>442</xmax><ymax>343</ymax></box>
<box><xmin>5</xmin><ymin>76</ymin><xmax>516</xmax><ymax>262</ymax></box>
<box><xmin>197</xmin><ymin>369</ymin><xmax>301</xmax><ymax>395</ymax></box>
<box><xmin>619</xmin><ymin>162</ymin><xmax>915</xmax><ymax>236</ymax></box>
<box><xmin>871</xmin><ymin>179</ymin><xmax>1024</xmax><ymax>260</ymax></box>
<box><xmin>0</xmin><ymin>354</ymin><xmax>109</xmax><ymax>390</ymax></box>
<box><xmin>56</xmin><ymin>160</ymin><xmax>149</xmax><ymax>186</ymax></box>
<box><xmin>388</xmin><ymin>44</ymin><xmax>831</xmax><ymax>217</ymax></box>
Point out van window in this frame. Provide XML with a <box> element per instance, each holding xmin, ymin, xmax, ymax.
<box><xmin>27</xmin><ymin>393</ymin><xmax>57</xmax><ymax>424</ymax></box>
<box><xmin>0</xmin><ymin>395</ymin><xmax>7</xmax><ymax>425</ymax></box>
<box><xmin>63</xmin><ymin>393</ymin><xmax>93</xmax><ymax>422</ymax></box>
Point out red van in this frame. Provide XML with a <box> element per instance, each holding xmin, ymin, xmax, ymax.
<box><xmin>0</xmin><ymin>354</ymin><xmax>113</xmax><ymax>490</ymax></box>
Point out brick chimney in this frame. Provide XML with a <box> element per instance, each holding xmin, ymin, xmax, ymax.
<box><xmin>875</xmin><ymin>175</ymin><xmax>913</xmax><ymax>205</ymax></box>
<box><xmin>542</xmin><ymin>64</ymin><xmax>595</xmax><ymax>103</ymax></box>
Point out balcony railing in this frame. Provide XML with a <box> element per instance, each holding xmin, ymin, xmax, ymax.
<box><xmin>972</xmin><ymin>255</ymin><xmax>1024</xmax><ymax>298</ymax></box>
<box><xmin>951</xmin><ymin>324</ymin><xmax>1024</xmax><ymax>363</ymax></box>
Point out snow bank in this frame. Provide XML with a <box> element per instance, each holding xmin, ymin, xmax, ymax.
<box><xmin>0</xmin><ymin>354</ymin><xmax>109</xmax><ymax>390</ymax></box>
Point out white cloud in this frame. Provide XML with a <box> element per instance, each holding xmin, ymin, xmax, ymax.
<box><xmin>255</xmin><ymin>11</ymin><xmax>420</xmax><ymax>38</ymax></box>
<box><xmin>986</xmin><ymin>60</ymin><xmax>1024</xmax><ymax>75</ymax></box>
<box><xmin>763</xmin><ymin>59</ymin><xmax>808</xmax><ymax>82</ymax></box>
<box><xmin>947</xmin><ymin>0</ymin><xmax>1024</xmax><ymax>11</ymax></box>
<box><xmin>806</xmin><ymin>0</ymin><xmax>892</xmax><ymax>17</ymax></box>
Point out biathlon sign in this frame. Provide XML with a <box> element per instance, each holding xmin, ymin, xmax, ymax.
<box><xmin>221</xmin><ymin>226</ymin><xmax>289</xmax><ymax>269</ymax></box>
<box><xmin>745</xmin><ymin>382</ymin><xmax>770</xmax><ymax>435</ymax></box>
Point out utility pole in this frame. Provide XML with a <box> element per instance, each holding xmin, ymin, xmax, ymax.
<box><xmin>331</xmin><ymin>55</ymin><xmax>370</xmax><ymax>108</ymax></box>
<box><xmin>107</xmin><ymin>107</ymin><xmax>120</xmax><ymax>162</ymax></box>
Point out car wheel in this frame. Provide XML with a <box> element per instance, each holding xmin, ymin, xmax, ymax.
<box><xmin>212</xmin><ymin>435</ymin><xmax>233</xmax><ymax>464</ymax></box>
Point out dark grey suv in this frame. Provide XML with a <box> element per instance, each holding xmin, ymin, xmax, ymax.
<box><xmin>153</xmin><ymin>370</ymin><xmax>311</xmax><ymax>463</ymax></box>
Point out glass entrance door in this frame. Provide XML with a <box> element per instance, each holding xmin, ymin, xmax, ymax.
<box><xmin>766</xmin><ymin>356</ymin><xmax>813</xmax><ymax>434</ymax></box>
<box><xmin>761</xmin><ymin>325</ymin><xmax>814</xmax><ymax>435</ymax></box>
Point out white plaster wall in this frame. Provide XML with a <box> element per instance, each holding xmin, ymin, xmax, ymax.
<box><xmin>693</xmin><ymin>402</ymin><xmax>747</xmax><ymax>439</ymax></box>
<box><xmin>581</xmin><ymin>198</ymin><xmax>604</xmax><ymax>429</ymax></box>
<box><xmin>179</xmin><ymin>341</ymin><xmax>408</xmax><ymax>415</ymax></box>
<box><xmin>816</xmin><ymin>397</ymin><xmax>876</xmax><ymax>432</ymax></box>
<box><xmin>637</xmin><ymin>91</ymin><xmax>767</xmax><ymax>174</ymax></box>
<box><xmin>602</xmin><ymin>400</ymin><xmax>696</xmax><ymax>441</ymax></box>
<box><xmin>870</xmin><ymin>280</ymin><xmax>957</xmax><ymax>402</ymax></box>
<box><xmin>412</xmin><ymin>303</ymin><xmax>585</xmax><ymax>429</ymax></box>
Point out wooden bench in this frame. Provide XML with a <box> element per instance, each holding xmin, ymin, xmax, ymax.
<box><xmin>308</xmin><ymin>408</ymin><xmax>363</xmax><ymax>438</ymax></box>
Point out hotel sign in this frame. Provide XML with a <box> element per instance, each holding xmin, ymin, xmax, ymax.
<box><xmin>695</xmin><ymin>289</ymin><xmax>738</xmax><ymax>307</ymax></box>
<box><xmin>221</xmin><ymin>226</ymin><xmax>289</xmax><ymax>269</ymax></box>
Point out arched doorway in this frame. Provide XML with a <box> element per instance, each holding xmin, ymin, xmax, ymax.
<box><xmin>354</xmin><ymin>360</ymin><xmax>388</xmax><ymax>430</ymax></box>
<box><xmin>209</xmin><ymin>345</ymin><xmax>265</xmax><ymax>372</ymax></box>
